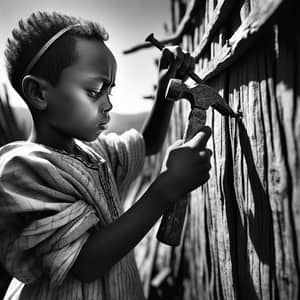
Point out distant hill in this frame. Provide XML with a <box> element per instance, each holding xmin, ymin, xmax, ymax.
<box><xmin>107</xmin><ymin>110</ymin><xmax>149</xmax><ymax>134</ymax></box>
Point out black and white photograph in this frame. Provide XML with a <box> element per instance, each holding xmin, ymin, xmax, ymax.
<box><xmin>0</xmin><ymin>0</ymin><xmax>298</xmax><ymax>299</ymax></box>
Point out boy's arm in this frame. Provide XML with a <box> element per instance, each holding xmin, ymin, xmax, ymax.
<box><xmin>142</xmin><ymin>46</ymin><xmax>195</xmax><ymax>155</ymax></box>
<box><xmin>71</xmin><ymin>172</ymin><xmax>174</xmax><ymax>282</ymax></box>
<box><xmin>71</xmin><ymin>128</ymin><xmax>212</xmax><ymax>282</ymax></box>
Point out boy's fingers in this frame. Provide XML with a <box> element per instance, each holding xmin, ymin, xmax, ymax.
<box><xmin>183</xmin><ymin>126</ymin><xmax>212</xmax><ymax>150</ymax></box>
<box><xmin>160</xmin><ymin>46</ymin><xmax>187</xmax><ymax>75</ymax></box>
<box><xmin>167</xmin><ymin>52</ymin><xmax>184</xmax><ymax>75</ymax></box>
<box><xmin>170</xmin><ymin>139</ymin><xmax>183</xmax><ymax>150</ymax></box>
<box><xmin>198</xmin><ymin>149</ymin><xmax>213</xmax><ymax>161</ymax></box>
<box><xmin>177</xmin><ymin>53</ymin><xmax>194</xmax><ymax>78</ymax></box>
<box><xmin>159</xmin><ymin>48</ymin><xmax>174</xmax><ymax>69</ymax></box>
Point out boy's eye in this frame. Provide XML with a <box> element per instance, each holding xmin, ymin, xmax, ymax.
<box><xmin>86</xmin><ymin>89</ymin><xmax>103</xmax><ymax>99</ymax></box>
<box><xmin>86</xmin><ymin>84</ymin><xmax>115</xmax><ymax>99</ymax></box>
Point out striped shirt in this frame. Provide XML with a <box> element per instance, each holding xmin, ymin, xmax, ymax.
<box><xmin>0</xmin><ymin>129</ymin><xmax>146</xmax><ymax>299</ymax></box>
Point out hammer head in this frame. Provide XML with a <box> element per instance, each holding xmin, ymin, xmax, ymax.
<box><xmin>165</xmin><ymin>79</ymin><xmax>239</xmax><ymax>117</ymax></box>
<box><xmin>166</xmin><ymin>79</ymin><xmax>221</xmax><ymax>110</ymax></box>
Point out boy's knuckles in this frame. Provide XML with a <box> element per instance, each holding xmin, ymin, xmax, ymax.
<box><xmin>198</xmin><ymin>149</ymin><xmax>213</xmax><ymax>160</ymax></box>
<box><xmin>167</xmin><ymin>156</ymin><xmax>212</xmax><ymax>191</ymax></box>
<box><xmin>202</xmin><ymin>162</ymin><xmax>211</xmax><ymax>171</ymax></box>
<box><xmin>162</xmin><ymin>48</ymin><xmax>172</xmax><ymax>58</ymax></box>
<box><xmin>168</xmin><ymin>167</ymin><xmax>211</xmax><ymax>193</ymax></box>
<box><xmin>188</xmin><ymin>56</ymin><xmax>195</xmax><ymax>69</ymax></box>
<box><xmin>183</xmin><ymin>53</ymin><xmax>192</xmax><ymax>66</ymax></box>
<box><xmin>160</xmin><ymin>48</ymin><xmax>174</xmax><ymax>66</ymax></box>
<box><xmin>174</xmin><ymin>46</ymin><xmax>183</xmax><ymax>55</ymax></box>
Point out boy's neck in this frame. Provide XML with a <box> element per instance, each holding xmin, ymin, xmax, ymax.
<box><xmin>28</xmin><ymin>123</ymin><xmax>76</xmax><ymax>154</ymax></box>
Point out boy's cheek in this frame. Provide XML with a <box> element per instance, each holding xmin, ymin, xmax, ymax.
<box><xmin>46</xmin><ymin>87</ymin><xmax>99</xmax><ymax>126</ymax></box>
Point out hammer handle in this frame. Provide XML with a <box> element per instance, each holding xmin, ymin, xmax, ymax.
<box><xmin>157</xmin><ymin>109</ymin><xmax>207</xmax><ymax>246</ymax></box>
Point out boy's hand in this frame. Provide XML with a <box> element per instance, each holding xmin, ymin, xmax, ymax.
<box><xmin>143</xmin><ymin>45</ymin><xmax>195</xmax><ymax>155</ymax></box>
<box><xmin>162</xmin><ymin>126</ymin><xmax>212</xmax><ymax>200</ymax></box>
<box><xmin>161</xmin><ymin>139</ymin><xmax>183</xmax><ymax>171</ymax></box>
<box><xmin>157</xmin><ymin>46</ymin><xmax>195</xmax><ymax>89</ymax></box>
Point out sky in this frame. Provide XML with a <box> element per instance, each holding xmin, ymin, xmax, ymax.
<box><xmin>0</xmin><ymin>0</ymin><xmax>170</xmax><ymax>113</ymax></box>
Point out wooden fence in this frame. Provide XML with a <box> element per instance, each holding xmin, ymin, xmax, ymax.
<box><xmin>125</xmin><ymin>0</ymin><xmax>299</xmax><ymax>299</ymax></box>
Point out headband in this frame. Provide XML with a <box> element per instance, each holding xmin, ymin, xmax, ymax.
<box><xmin>23</xmin><ymin>24</ymin><xmax>81</xmax><ymax>77</ymax></box>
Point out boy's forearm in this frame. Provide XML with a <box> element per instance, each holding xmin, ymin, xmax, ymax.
<box><xmin>71</xmin><ymin>172</ymin><xmax>177</xmax><ymax>282</ymax></box>
<box><xmin>142</xmin><ymin>85</ymin><xmax>174</xmax><ymax>155</ymax></box>
<box><xmin>142</xmin><ymin>45</ymin><xmax>195</xmax><ymax>155</ymax></box>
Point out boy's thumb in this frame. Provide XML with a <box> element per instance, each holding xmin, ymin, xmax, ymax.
<box><xmin>183</xmin><ymin>126</ymin><xmax>211</xmax><ymax>150</ymax></box>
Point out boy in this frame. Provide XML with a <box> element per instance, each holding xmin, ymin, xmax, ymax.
<box><xmin>0</xmin><ymin>11</ymin><xmax>212</xmax><ymax>299</ymax></box>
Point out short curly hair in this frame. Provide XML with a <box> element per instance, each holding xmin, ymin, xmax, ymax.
<box><xmin>5</xmin><ymin>11</ymin><xmax>109</xmax><ymax>99</ymax></box>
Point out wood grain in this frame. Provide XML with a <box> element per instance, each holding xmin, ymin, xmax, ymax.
<box><xmin>127</xmin><ymin>1</ymin><xmax>299</xmax><ymax>299</ymax></box>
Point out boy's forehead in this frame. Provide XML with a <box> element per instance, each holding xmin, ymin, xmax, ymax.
<box><xmin>70</xmin><ymin>37</ymin><xmax>117</xmax><ymax>81</ymax></box>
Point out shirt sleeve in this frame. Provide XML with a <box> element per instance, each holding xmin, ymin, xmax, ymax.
<box><xmin>0</xmin><ymin>147</ymin><xmax>99</xmax><ymax>288</ymax></box>
<box><xmin>88</xmin><ymin>129</ymin><xmax>146</xmax><ymax>199</ymax></box>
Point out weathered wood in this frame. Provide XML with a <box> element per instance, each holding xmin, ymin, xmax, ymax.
<box><xmin>127</xmin><ymin>1</ymin><xmax>299</xmax><ymax>299</ymax></box>
<box><xmin>192</xmin><ymin>0</ymin><xmax>236</xmax><ymax>59</ymax></box>
<box><xmin>273</xmin><ymin>19</ymin><xmax>300</xmax><ymax>299</ymax></box>
<box><xmin>227</xmin><ymin>42</ymin><xmax>276</xmax><ymax>300</ymax></box>
<box><xmin>295</xmin><ymin>14</ymin><xmax>300</xmax><ymax>279</ymax></box>
<box><xmin>197</xmin><ymin>0</ymin><xmax>286</xmax><ymax>81</ymax></box>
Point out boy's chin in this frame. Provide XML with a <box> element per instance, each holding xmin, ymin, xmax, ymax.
<box><xmin>82</xmin><ymin>130</ymin><xmax>105</xmax><ymax>142</ymax></box>
<box><xmin>83</xmin><ymin>135</ymin><xmax>99</xmax><ymax>142</ymax></box>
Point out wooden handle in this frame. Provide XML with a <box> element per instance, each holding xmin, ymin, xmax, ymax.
<box><xmin>157</xmin><ymin>109</ymin><xmax>207</xmax><ymax>246</ymax></box>
<box><xmin>157</xmin><ymin>194</ymin><xmax>189</xmax><ymax>246</ymax></box>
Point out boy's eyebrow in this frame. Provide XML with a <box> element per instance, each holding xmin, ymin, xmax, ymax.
<box><xmin>86</xmin><ymin>75</ymin><xmax>115</xmax><ymax>86</ymax></box>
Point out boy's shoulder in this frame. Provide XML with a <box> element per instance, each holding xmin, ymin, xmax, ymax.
<box><xmin>0</xmin><ymin>141</ymin><xmax>53</xmax><ymax>175</ymax></box>
<box><xmin>0</xmin><ymin>140</ymin><xmax>50</xmax><ymax>159</ymax></box>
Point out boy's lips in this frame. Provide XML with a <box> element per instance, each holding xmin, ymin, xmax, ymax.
<box><xmin>96</xmin><ymin>123</ymin><xmax>107</xmax><ymax>131</ymax></box>
<box><xmin>97</xmin><ymin>116</ymin><xmax>110</xmax><ymax>128</ymax></box>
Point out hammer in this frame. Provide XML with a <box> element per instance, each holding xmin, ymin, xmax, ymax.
<box><xmin>145</xmin><ymin>34</ymin><xmax>240</xmax><ymax>246</ymax></box>
<box><xmin>156</xmin><ymin>79</ymin><xmax>228</xmax><ymax>246</ymax></box>
<box><xmin>145</xmin><ymin>33</ymin><xmax>240</xmax><ymax>119</ymax></box>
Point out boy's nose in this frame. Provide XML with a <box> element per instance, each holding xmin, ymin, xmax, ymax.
<box><xmin>102</xmin><ymin>95</ymin><xmax>113</xmax><ymax>113</ymax></box>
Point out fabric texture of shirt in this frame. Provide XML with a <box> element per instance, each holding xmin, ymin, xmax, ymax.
<box><xmin>0</xmin><ymin>129</ymin><xmax>146</xmax><ymax>300</ymax></box>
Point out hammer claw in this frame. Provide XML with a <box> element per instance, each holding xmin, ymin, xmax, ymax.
<box><xmin>212</xmin><ymin>101</ymin><xmax>238</xmax><ymax>118</ymax></box>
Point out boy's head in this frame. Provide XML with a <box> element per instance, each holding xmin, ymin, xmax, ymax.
<box><xmin>5</xmin><ymin>11</ymin><xmax>117</xmax><ymax>142</ymax></box>
<box><xmin>5</xmin><ymin>11</ymin><xmax>109</xmax><ymax>99</ymax></box>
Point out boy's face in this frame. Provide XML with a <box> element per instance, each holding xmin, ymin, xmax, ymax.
<box><xmin>44</xmin><ymin>37</ymin><xmax>117</xmax><ymax>142</ymax></box>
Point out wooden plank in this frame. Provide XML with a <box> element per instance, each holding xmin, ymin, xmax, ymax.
<box><xmin>274</xmin><ymin>18</ymin><xmax>300</xmax><ymax>300</ymax></box>
<box><xmin>227</xmin><ymin>53</ymin><xmax>272</xmax><ymax>300</ymax></box>
<box><xmin>197</xmin><ymin>0</ymin><xmax>286</xmax><ymax>81</ymax></box>
<box><xmin>294</xmin><ymin>9</ymin><xmax>300</xmax><ymax>276</ymax></box>
<box><xmin>130</xmin><ymin>1</ymin><xmax>299</xmax><ymax>300</ymax></box>
<box><xmin>207</xmin><ymin>75</ymin><xmax>236</xmax><ymax>300</ymax></box>
<box><xmin>192</xmin><ymin>0</ymin><xmax>236</xmax><ymax>59</ymax></box>
<box><xmin>225</xmin><ymin>20</ymin><xmax>299</xmax><ymax>300</ymax></box>
<box><xmin>240</xmin><ymin>0</ymin><xmax>251</xmax><ymax>22</ymax></box>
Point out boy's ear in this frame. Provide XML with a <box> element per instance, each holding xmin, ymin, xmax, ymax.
<box><xmin>22</xmin><ymin>75</ymin><xmax>51</xmax><ymax>110</ymax></box>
